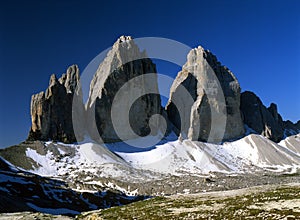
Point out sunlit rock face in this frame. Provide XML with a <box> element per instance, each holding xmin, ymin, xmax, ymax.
<box><xmin>28</xmin><ymin>65</ymin><xmax>83</xmax><ymax>143</ymax></box>
<box><xmin>166</xmin><ymin>46</ymin><xmax>245</xmax><ymax>143</ymax></box>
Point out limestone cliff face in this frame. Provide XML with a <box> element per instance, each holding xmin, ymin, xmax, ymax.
<box><xmin>241</xmin><ymin>91</ymin><xmax>300</xmax><ymax>142</ymax></box>
<box><xmin>86</xmin><ymin>36</ymin><xmax>162</xmax><ymax>142</ymax></box>
<box><xmin>28</xmin><ymin>65</ymin><xmax>82</xmax><ymax>143</ymax></box>
<box><xmin>27</xmin><ymin>37</ymin><xmax>299</xmax><ymax>144</ymax></box>
<box><xmin>166</xmin><ymin>46</ymin><xmax>245</xmax><ymax>142</ymax></box>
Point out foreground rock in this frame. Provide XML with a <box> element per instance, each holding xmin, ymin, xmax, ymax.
<box><xmin>87</xmin><ymin>36</ymin><xmax>162</xmax><ymax>143</ymax></box>
<box><xmin>28</xmin><ymin>65</ymin><xmax>83</xmax><ymax>143</ymax></box>
<box><xmin>2</xmin><ymin>183</ymin><xmax>299</xmax><ymax>219</ymax></box>
<box><xmin>166</xmin><ymin>46</ymin><xmax>244</xmax><ymax>142</ymax></box>
<box><xmin>241</xmin><ymin>91</ymin><xmax>300</xmax><ymax>142</ymax></box>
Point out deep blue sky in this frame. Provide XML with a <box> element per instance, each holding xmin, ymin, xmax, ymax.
<box><xmin>0</xmin><ymin>0</ymin><xmax>299</xmax><ymax>148</ymax></box>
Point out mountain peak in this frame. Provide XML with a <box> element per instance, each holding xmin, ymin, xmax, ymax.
<box><xmin>86</xmin><ymin>35</ymin><xmax>162</xmax><ymax>143</ymax></box>
<box><xmin>28</xmin><ymin>65</ymin><xmax>82</xmax><ymax>143</ymax></box>
<box><xmin>167</xmin><ymin>45</ymin><xmax>245</xmax><ymax>142</ymax></box>
<box><xmin>26</xmin><ymin>36</ymin><xmax>299</xmax><ymax>145</ymax></box>
<box><xmin>117</xmin><ymin>35</ymin><xmax>133</xmax><ymax>43</ymax></box>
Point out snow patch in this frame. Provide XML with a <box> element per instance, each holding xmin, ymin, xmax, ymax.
<box><xmin>25</xmin><ymin>148</ymin><xmax>58</xmax><ymax>176</ymax></box>
<box><xmin>25</xmin><ymin>134</ymin><xmax>300</xmax><ymax>184</ymax></box>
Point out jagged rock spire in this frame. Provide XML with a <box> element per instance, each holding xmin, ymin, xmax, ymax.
<box><xmin>166</xmin><ymin>46</ymin><xmax>245</xmax><ymax>142</ymax></box>
<box><xmin>28</xmin><ymin>64</ymin><xmax>82</xmax><ymax>143</ymax></box>
<box><xmin>86</xmin><ymin>36</ymin><xmax>162</xmax><ymax>143</ymax></box>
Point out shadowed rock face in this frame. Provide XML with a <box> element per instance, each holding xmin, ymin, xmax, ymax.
<box><xmin>240</xmin><ymin>91</ymin><xmax>281</xmax><ymax>141</ymax></box>
<box><xmin>28</xmin><ymin>65</ymin><xmax>83</xmax><ymax>143</ymax></box>
<box><xmin>86</xmin><ymin>36</ymin><xmax>162</xmax><ymax>143</ymax></box>
<box><xmin>166</xmin><ymin>46</ymin><xmax>245</xmax><ymax>143</ymax></box>
<box><xmin>282</xmin><ymin>120</ymin><xmax>300</xmax><ymax>137</ymax></box>
<box><xmin>240</xmin><ymin>91</ymin><xmax>300</xmax><ymax>142</ymax></box>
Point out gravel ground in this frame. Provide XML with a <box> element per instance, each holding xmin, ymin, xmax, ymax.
<box><xmin>71</xmin><ymin>170</ymin><xmax>300</xmax><ymax>196</ymax></box>
<box><xmin>77</xmin><ymin>182</ymin><xmax>300</xmax><ymax>220</ymax></box>
<box><xmin>1</xmin><ymin>173</ymin><xmax>299</xmax><ymax>219</ymax></box>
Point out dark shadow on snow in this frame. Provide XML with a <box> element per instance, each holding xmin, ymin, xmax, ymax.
<box><xmin>0</xmin><ymin>157</ymin><xmax>150</xmax><ymax>217</ymax></box>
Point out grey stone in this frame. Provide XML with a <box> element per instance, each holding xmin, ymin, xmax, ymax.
<box><xmin>240</xmin><ymin>91</ymin><xmax>300</xmax><ymax>142</ymax></box>
<box><xmin>166</xmin><ymin>46</ymin><xmax>245</xmax><ymax>142</ymax></box>
<box><xmin>240</xmin><ymin>91</ymin><xmax>283</xmax><ymax>142</ymax></box>
<box><xmin>28</xmin><ymin>65</ymin><xmax>83</xmax><ymax>143</ymax></box>
<box><xmin>86</xmin><ymin>36</ymin><xmax>162</xmax><ymax>143</ymax></box>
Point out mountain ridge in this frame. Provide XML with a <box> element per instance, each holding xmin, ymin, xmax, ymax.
<box><xmin>27</xmin><ymin>36</ymin><xmax>300</xmax><ymax>144</ymax></box>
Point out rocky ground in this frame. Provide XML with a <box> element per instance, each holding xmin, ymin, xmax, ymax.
<box><xmin>77</xmin><ymin>183</ymin><xmax>300</xmax><ymax>220</ymax></box>
<box><xmin>1</xmin><ymin>171</ymin><xmax>300</xmax><ymax>219</ymax></box>
<box><xmin>1</xmin><ymin>181</ymin><xmax>299</xmax><ymax>219</ymax></box>
<box><xmin>66</xmin><ymin>169</ymin><xmax>300</xmax><ymax>197</ymax></box>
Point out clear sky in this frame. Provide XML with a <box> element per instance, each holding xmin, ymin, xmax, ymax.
<box><xmin>0</xmin><ymin>0</ymin><xmax>299</xmax><ymax>148</ymax></box>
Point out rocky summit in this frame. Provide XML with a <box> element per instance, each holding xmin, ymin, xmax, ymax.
<box><xmin>26</xmin><ymin>37</ymin><xmax>299</xmax><ymax>144</ymax></box>
<box><xmin>166</xmin><ymin>46</ymin><xmax>245</xmax><ymax>142</ymax></box>
<box><xmin>86</xmin><ymin>35</ymin><xmax>162</xmax><ymax>143</ymax></box>
<box><xmin>241</xmin><ymin>91</ymin><xmax>300</xmax><ymax>142</ymax></box>
<box><xmin>28</xmin><ymin>65</ymin><xmax>83</xmax><ymax>143</ymax></box>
